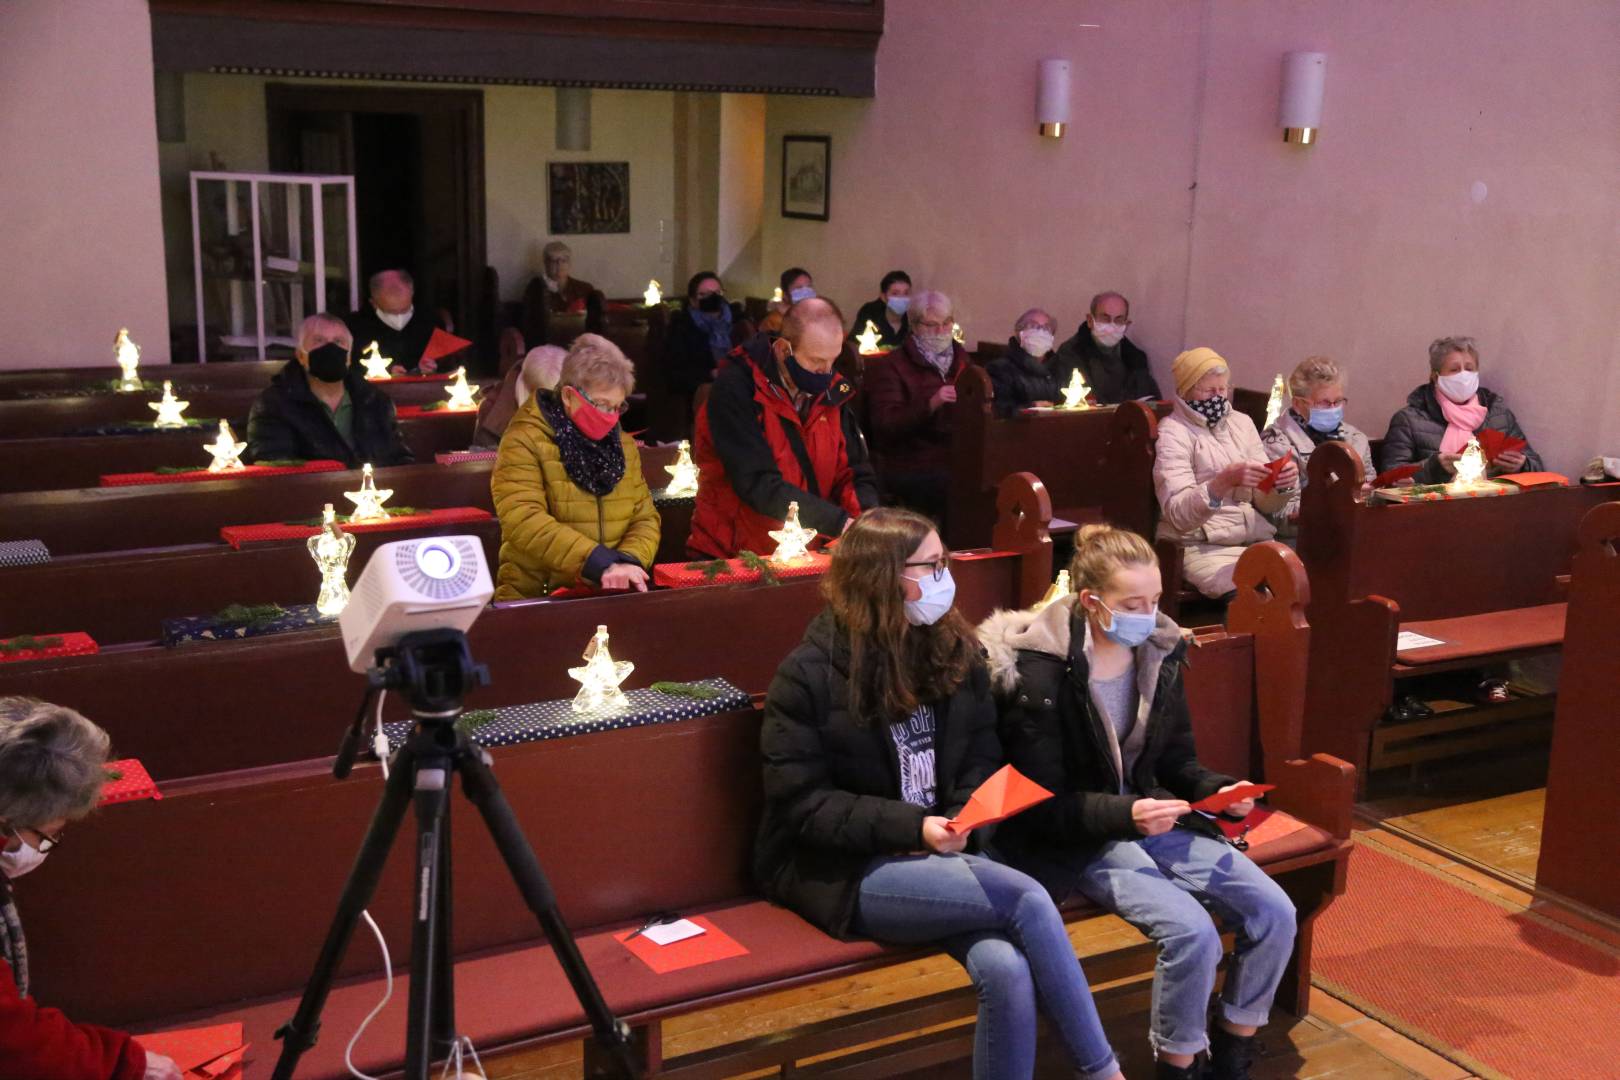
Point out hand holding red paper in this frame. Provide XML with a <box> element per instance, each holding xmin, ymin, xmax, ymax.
<box><xmin>943</xmin><ymin>765</ymin><xmax>1054</xmax><ymax>835</ymax></box>
<box><xmin>1374</xmin><ymin>463</ymin><xmax>1422</xmax><ymax>488</ymax></box>
<box><xmin>1256</xmin><ymin>453</ymin><xmax>1295</xmax><ymax>494</ymax></box>
<box><xmin>420</xmin><ymin>327</ymin><xmax>473</xmax><ymax>369</ymax></box>
<box><xmin>1474</xmin><ymin>427</ymin><xmax>1527</xmax><ymax>464</ymax></box>
<box><xmin>1190</xmin><ymin>782</ymin><xmax>1274</xmax><ymax>816</ymax></box>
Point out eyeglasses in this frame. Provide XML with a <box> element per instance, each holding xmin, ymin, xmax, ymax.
<box><xmin>5</xmin><ymin>823</ymin><xmax>63</xmax><ymax>853</ymax></box>
<box><xmin>569</xmin><ymin>385</ymin><xmax>630</xmax><ymax>416</ymax></box>
<box><xmin>1091</xmin><ymin>313</ymin><xmax>1131</xmax><ymax>326</ymax></box>
<box><xmin>903</xmin><ymin>553</ymin><xmax>952</xmax><ymax>582</ymax></box>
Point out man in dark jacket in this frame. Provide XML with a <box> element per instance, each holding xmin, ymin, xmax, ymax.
<box><xmin>689</xmin><ymin>298</ymin><xmax>879</xmax><ymax>558</ymax></box>
<box><xmin>1054</xmin><ymin>290</ymin><xmax>1163</xmax><ymax>405</ymax></box>
<box><xmin>345</xmin><ymin>268</ymin><xmax>438</xmax><ymax>374</ymax></box>
<box><xmin>245</xmin><ymin>313</ymin><xmax>414</xmax><ymax>467</ymax></box>
<box><xmin>985</xmin><ymin>307</ymin><xmax>1061</xmax><ymax>416</ymax></box>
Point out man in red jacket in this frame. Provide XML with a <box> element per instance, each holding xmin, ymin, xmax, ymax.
<box><xmin>689</xmin><ymin>297</ymin><xmax>881</xmax><ymax>559</ymax></box>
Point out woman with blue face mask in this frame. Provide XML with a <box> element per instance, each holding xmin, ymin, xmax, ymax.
<box><xmin>1259</xmin><ymin>356</ymin><xmax>1375</xmax><ymax>537</ymax></box>
<box><xmin>979</xmin><ymin>525</ymin><xmax>1295</xmax><ymax>1080</ymax></box>
<box><xmin>755</xmin><ymin>509</ymin><xmax>1124</xmax><ymax>1080</ymax></box>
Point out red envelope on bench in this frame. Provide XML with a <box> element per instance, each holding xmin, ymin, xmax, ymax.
<box><xmin>1215</xmin><ymin>805</ymin><xmax>1308</xmax><ymax>846</ymax></box>
<box><xmin>1190</xmin><ymin>783</ymin><xmax>1275</xmax><ymax>814</ymax></box>
<box><xmin>420</xmin><ymin>328</ymin><xmax>474</xmax><ymax>367</ymax></box>
<box><xmin>1255</xmin><ymin>453</ymin><xmax>1293</xmax><ymax>494</ymax></box>
<box><xmin>1373</xmin><ymin>463</ymin><xmax>1422</xmax><ymax>487</ymax></box>
<box><xmin>945</xmin><ymin>765</ymin><xmax>1053</xmax><ymax>835</ymax></box>
<box><xmin>615</xmin><ymin>915</ymin><xmax>749</xmax><ymax>974</ymax></box>
<box><xmin>135</xmin><ymin>1022</ymin><xmax>249</xmax><ymax>1078</ymax></box>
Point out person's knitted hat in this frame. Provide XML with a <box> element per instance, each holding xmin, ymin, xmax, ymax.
<box><xmin>1172</xmin><ymin>347</ymin><xmax>1228</xmax><ymax>399</ymax></box>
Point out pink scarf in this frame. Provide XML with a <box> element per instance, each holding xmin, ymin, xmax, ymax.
<box><xmin>1437</xmin><ymin>391</ymin><xmax>1487</xmax><ymax>454</ymax></box>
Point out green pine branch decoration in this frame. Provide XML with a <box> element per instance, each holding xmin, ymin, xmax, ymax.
<box><xmin>455</xmin><ymin>709</ymin><xmax>497</xmax><ymax>733</ymax></box>
<box><xmin>0</xmin><ymin>635</ymin><xmax>65</xmax><ymax>655</ymax></box>
<box><xmin>737</xmin><ymin>550</ymin><xmax>782</xmax><ymax>585</ymax></box>
<box><xmin>650</xmin><ymin>681</ymin><xmax>723</xmax><ymax>701</ymax></box>
<box><xmin>214</xmin><ymin>603</ymin><xmax>288</xmax><ymax>630</ymax></box>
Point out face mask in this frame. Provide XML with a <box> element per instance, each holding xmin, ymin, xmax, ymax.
<box><xmin>1436</xmin><ymin>370</ymin><xmax>1479</xmax><ymax>404</ymax></box>
<box><xmin>1019</xmin><ymin>328</ymin><xmax>1056</xmax><ymax>356</ymax></box>
<box><xmin>1186</xmin><ymin>394</ymin><xmax>1230</xmax><ymax>425</ymax></box>
<box><xmin>886</xmin><ymin>295</ymin><xmax>910</xmax><ymax>316</ymax></box>
<box><xmin>542</xmin><ymin>275</ymin><xmax>560</xmax><ymax>292</ymax></box>
<box><xmin>1091</xmin><ymin>321</ymin><xmax>1129</xmax><ymax>348</ymax></box>
<box><xmin>305</xmin><ymin>342</ymin><xmax>350</xmax><ymax>384</ymax></box>
<box><xmin>914</xmin><ymin>332</ymin><xmax>953</xmax><ymax>356</ymax></box>
<box><xmin>567</xmin><ymin>387</ymin><xmax>620</xmax><ymax>442</ymax></box>
<box><xmin>904</xmin><ymin>567</ymin><xmax>957</xmax><ymax>626</ymax></box>
<box><xmin>376</xmin><ymin>306</ymin><xmax>413</xmax><ymax>332</ymax></box>
<box><xmin>0</xmin><ymin>832</ymin><xmax>49</xmax><ymax>879</ymax></box>
<box><xmin>1307</xmin><ymin>404</ymin><xmax>1344</xmax><ymax>433</ymax></box>
<box><xmin>786</xmin><ymin>352</ymin><xmax>836</xmax><ymax>396</ymax></box>
<box><xmin>697</xmin><ymin>292</ymin><xmax>725</xmax><ymax>314</ymax></box>
<box><xmin>1094</xmin><ymin>600</ymin><xmax>1158</xmax><ymax>648</ymax></box>
<box><xmin>788</xmin><ymin>286</ymin><xmax>817</xmax><ymax>304</ymax></box>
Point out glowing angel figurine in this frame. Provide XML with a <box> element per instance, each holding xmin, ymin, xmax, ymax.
<box><xmin>203</xmin><ymin>419</ymin><xmax>247</xmax><ymax>472</ymax></box>
<box><xmin>444</xmin><ymin>367</ymin><xmax>478</xmax><ymax>410</ymax></box>
<box><xmin>359</xmin><ymin>341</ymin><xmax>393</xmax><ymax>380</ymax></box>
<box><xmin>952</xmin><ymin>322</ymin><xmax>966</xmax><ymax>344</ymax></box>
<box><xmin>568</xmin><ymin>624</ymin><xmax>634</xmax><ymax>714</ymax></box>
<box><xmin>1059</xmin><ymin>368</ymin><xmax>1092</xmax><ymax>410</ymax></box>
<box><xmin>343</xmin><ymin>463</ymin><xmax>394</xmax><ymax>523</ymax></box>
<box><xmin>1452</xmin><ymin>437</ymin><xmax>1488</xmax><ymax>489</ymax></box>
<box><xmin>1263</xmin><ymin>374</ymin><xmax>1287</xmax><ymax>431</ymax></box>
<box><xmin>771</xmin><ymin>286</ymin><xmax>784</xmax><ymax>303</ymax></box>
<box><xmin>643</xmin><ymin>280</ymin><xmax>663</xmax><ymax>306</ymax></box>
<box><xmin>114</xmin><ymin>328</ymin><xmax>142</xmax><ymax>392</ymax></box>
<box><xmin>855</xmin><ymin>320</ymin><xmax>883</xmax><ymax>356</ymax></box>
<box><xmin>768</xmin><ymin>500</ymin><xmax>818</xmax><ymax>564</ymax></box>
<box><xmin>307</xmin><ymin>504</ymin><xmax>356</xmax><ymax>617</ymax></box>
<box><xmin>1033</xmin><ymin>569</ymin><xmax>1073</xmax><ymax>612</ymax></box>
<box><xmin>148</xmin><ymin>380</ymin><xmax>190</xmax><ymax>428</ymax></box>
<box><xmin>664</xmin><ymin>440</ymin><xmax>699</xmax><ymax>497</ymax></box>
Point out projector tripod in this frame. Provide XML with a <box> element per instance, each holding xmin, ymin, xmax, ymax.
<box><xmin>270</xmin><ymin>629</ymin><xmax>639</xmax><ymax>1080</ymax></box>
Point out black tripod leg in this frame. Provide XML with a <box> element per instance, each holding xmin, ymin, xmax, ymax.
<box><xmin>271</xmin><ymin>742</ymin><xmax>419</xmax><ymax>1080</ymax></box>
<box><xmin>431</xmin><ymin>800</ymin><xmax>458</xmax><ymax>1059</ymax></box>
<box><xmin>404</xmin><ymin>760</ymin><xmax>451</xmax><ymax>1080</ymax></box>
<box><xmin>455</xmin><ymin>742</ymin><xmax>641</xmax><ymax>1080</ymax></box>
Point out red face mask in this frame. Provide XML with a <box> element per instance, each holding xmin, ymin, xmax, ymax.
<box><xmin>567</xmin><ymin>387</ymin><xmax>620</xmax><ymax>442</ymax></box>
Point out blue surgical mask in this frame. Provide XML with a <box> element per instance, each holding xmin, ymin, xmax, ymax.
<box><xmin>904</xmin><ymin>567</ymin><xmax>957</xmax><ymax>626</ymax></box>
<box><xmin>1097</xmin><ymin>600</ymin><xmax>1157</xmax><ymax>648</ymax></box>
<box><xmin>886</xmin><ymin>295</ymin><xmax>911</xmax><ymax>316</ymax></box>
<box><xmin>789</xmin><ymin>286</ymin><xmax>817</xmax><ymax>304</ymax></box>
<box><xmin>1307</xmin><ymin>404</ymin><xmax>1344</xmax><ymax>433</ymax></box>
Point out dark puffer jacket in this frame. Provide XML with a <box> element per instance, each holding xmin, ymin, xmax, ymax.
<box><xmin>985</xmin><ymin>340</ymin><xmax>1060</xmax><ymax>417</ymax></box>
<box><xmin>1379</xmin><ymin>383</ymin><xmax>1543</xmax><ymax>483</ymax></box>
<box><xmin>1052</xmin><ymin>327</ymin><xmax>1162</xmax><ymax>405</ymax></box>
<box><xmin>754</xmin><ymin>610</ymin><xmax>1003</xmax><ymax>939</ymax></box>
<box><xmin>244</xmin><ymin>360</ymin><xmax>414</xmax><ymax>467</ymax></box>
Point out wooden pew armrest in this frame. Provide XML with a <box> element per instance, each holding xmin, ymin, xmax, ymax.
<box><xmin>1268</xmin><ymin>752</ymin><xmax>1357</xmax><ymax>840</ymax></box>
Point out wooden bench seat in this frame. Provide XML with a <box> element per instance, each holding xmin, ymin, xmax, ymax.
<box><xmin>1393</xmin><ymin>602</ymin><xmax>1567</xmax><ymax>672</ymax></box>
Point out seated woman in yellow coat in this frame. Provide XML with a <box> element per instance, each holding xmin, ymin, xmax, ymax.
<box><xmin>492</xmin><ymin>333</ymin><xmax>661</xmax><ymax>599</ymax></box>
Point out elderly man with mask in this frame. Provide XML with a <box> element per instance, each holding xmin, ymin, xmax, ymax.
<box><xmin>1054</xmin><ymin>290</ymin><xmax>1163</xmax><ymax>405</ymax></box>
<box><xmin>689</xmin><ymin>297</ymin><xmax>880</xmax><ymax>559</ymax></box>
<box><xmin>246</xmin><ymin>313</ymin><xmax>414</xmax><ymax>467</ymax></box>
<box><xmin>345</xmin><ymin>268</ymin><xmax>440</xmax><ymax>375</ymax></box>
<box><xmin>986</xmin><ymin>307</ymin><xmax>1061</xmax><ymax>416</ymax></box>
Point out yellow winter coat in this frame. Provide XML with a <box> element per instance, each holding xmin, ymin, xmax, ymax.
<box><xmin>491</xmin><ymin>395</ymin><xmax>661</xmax><ymax>599</ymax></box>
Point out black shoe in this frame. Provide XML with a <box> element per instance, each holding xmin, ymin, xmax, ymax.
<box><xmin>1397</xmin><ymin>694</ymin><xmax>1435</xmax><ymax>718</ymax></box>
<box><xmin>1207</xmin><ymin>1027</ymin><xmax>1257</xmax><ymax>1080</ymax></box>
<box><xmin>1155</xmin><ymin>1054</ymin><xmax>1206</xmax><ymax>1080</ymax></box>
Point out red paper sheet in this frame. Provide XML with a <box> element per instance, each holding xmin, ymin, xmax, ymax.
<box><xmin>1373</xmin><ymin>463</ymin><xmax>1422</xmax><ymax>487</ymax></box>
<box><xmin>100</xmin><ymin>759</ymin><xmax>162</xmax><ymax>806</ymax></box>
<box><xmin>1496</xmin><ymin>471</ymin><xmax>1568</xmax><ymax>489</ymax></box>
<box><xmin>1256</xmin><ymin>453</ymin><xmax>1293</xmax><ymax>494</ymax></box>
<box><xmin>1475</xmin><ymin>427</ymin><xmax>1527</xmax><ymax>463</ymax></box>
<box><xmin>653</xmin><ymin>553</ymin><xmax>831</xmax><ymax>589</ymax></box>
<box><xmin>420</xmin><ymin>327</ymin><xmax>474</xmax><ymax>367</ymax></box>
<box><xmin>135</xmin><ymin>1022</ymin><xmax>248</xmax><ymax>1077</ymax></box>
<box><xmin>1190</xmin><ymin>783</ymin><xmax>1275</xmax><ymax>814</ymax></box>
<box><xmin>614</xmin><ymin>915</ymin><xmax>749</xmax><ymax>974</ymax></box>
<box><xmin>0</xmin><ymin>632</ymin><xmax>98</xmax><ymax>664</ymax></box>
<box><xmin>1215</xmin><ymin>806</ymin><xmax>1308</xmax><ymax>846</ymax></box>
<box><xmin>946</xmin><ymin>765</ymin><xmax>1054</xmax><ymax>835</ymax></box>
<box><xmin>395</xmin><ymin>403</ymin><xmax>479</xmax><ymax>419</ymax></box>
<box><xmin>100</xmin><ymin>460</ymin><xmax>347</xmax><ymax>488</ymax></box>
<box><xmin>220</xmin><ymin>506</ymin><xmax>492</xmax><ymax>549</ymax></box>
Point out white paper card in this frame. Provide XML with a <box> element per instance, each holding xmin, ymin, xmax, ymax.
<box><xmin>1396</xmin><ymin>631</ymin><xmax>1446</xmax><ymax>652</ymax></box>
<box><xmin>642</xmin><ymin>918</ymin><xmax>706</xmax><ymax>946</ymax></box>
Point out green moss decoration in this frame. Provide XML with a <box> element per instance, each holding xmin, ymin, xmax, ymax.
<box><xmin>213</xmin><ymin>603</ymin><xmax>288</xmax><ymax>629</ymax></box>
<box><xmin>455</xmin><ymin>709</ymin><xmax>497</xmax><ymax>733</ymax></box>
<box><xmin>0</xmin><ymin>635</ymin><xmax>65</xmax><ymax>655</ymax></box>
<box><xmin>650</xmin><ymin>681</ymin><xmax>723</xmax><ymax>701</ymax></box>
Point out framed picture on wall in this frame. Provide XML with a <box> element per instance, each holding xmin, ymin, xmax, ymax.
<box><xmin>781</xmin><ymin>135</ymin><xmax>831</xmax><ymax>221</ymax></box>
<box><xmin>548</xmin><ymin>162</ymin><xmax>630</xmax><ymax>234</ymax></box>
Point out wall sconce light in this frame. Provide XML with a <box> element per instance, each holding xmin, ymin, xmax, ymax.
<box><xmin>1037</xmin><ymin>59</ymin><xmax>1071</xmax><ymax>138</ymax></box>
<box><xmin>555</xmin><ymin>86</ymin><xmax>592</xmax><ymax>152</ymax></box>
<box><xmin>1279</xmin><ymin>52</ymin><xmax>1327</xmax><ymax>145</ymax></box>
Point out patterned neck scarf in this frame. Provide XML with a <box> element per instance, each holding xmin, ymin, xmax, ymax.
<box><xmin>1185</xmin><ymin>395</ymin><xmax>1230</xmax><ymax>426</ymax></box>
<box><xmin>0</xmin><ymin>880</ymin><xmax>28</xmax><ymax>997</ymax></box>
<box><xmin>537</xmin><ymin>393</ymin><xmax>626</xmax><ymax>497</ymax></box>
<box><xmin>690</xmin><ymin>304</ymin><xmax>734</xmax><ymax>360</ymax></box>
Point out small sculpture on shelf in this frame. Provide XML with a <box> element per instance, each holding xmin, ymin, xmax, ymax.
<box><xmin>307</xmin><ymin>504</ymin><xmax>356</xmax><ymax>617</ymax></box>
<box><xmin>1033</xmin><ymin>569</ymin><xmax>1072</xmax><ymax>612</ymax></box>
<box><xmin>1264</xmin><ymin>373</ymin><xmax>1287</xmax><ymax>431</ymax></box>
<box><xmin>568</xmin><ymin>624</ymin><xmax>634</xmax><ymax>715</ymax></box>
<box><xmin>204</xmin><ymin>420</ymin><xmax>247</xmax><ymax>473</ymax></box>
<box><xmin>643</xmin><ymin>279</ymin><xmax>663</xmax><ymax>306</ymax></box>
<box><xmin>444</xmin><ymin>367</ymin><xmax>478</xmax><ymax>410</ymax></box>
<box><xmin>855</xmin><ymin>320</ymin><xmax>883</xmax><ymax>356</ymax></box>
<box><xmin>113</xmin><ymin>328</ymin><xmax>142</xmax><ymax>392</ymax></box>
<box><xmin>1450</xmin><ymin>436</ymin><xmax>1488</xmax><ymax>490</ymax></box>
<box><xmin>343</xmin><ymin>463</ymin><xmax>394</xmax><ymax>523</ymax></box>
<box><xmin>768</xmin><ymin>501</ymin><xmax>817</xmax><ymax>564</ymax></box>
<box><xmin>664</xmin><ymin>440</ymin><xmax>699</xmax><ymax>497</ymax></box>
<box><xmin>1059</xmin><ymin>368</ymin><xmax>1092</xmax><ymax>411</ymax></box>
<box><xmin>148</xmin><ymin>380</ymin><xmax>190</xmax><ymax>428</ymax></box>
<box><xmin>359</xmin><ymin>340</ymin><xmax>393</xmax><ymax>380</ymax></box>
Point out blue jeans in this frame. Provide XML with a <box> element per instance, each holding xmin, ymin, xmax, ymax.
<box><xmin>1072</xmin><ymin>828</ymin><xmax>1296</xmax><ymax>1057</ymax></box>
<box><xmin>853</xmin><ymin>853</ymin><xmax>1120</xmax><ymax>1080</ymax></box>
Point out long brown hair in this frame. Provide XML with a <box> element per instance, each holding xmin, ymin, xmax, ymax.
<box><xmin>821</xmin><ymin>508</ymin><xmax>978</xmax><ymax>724</ymax></box>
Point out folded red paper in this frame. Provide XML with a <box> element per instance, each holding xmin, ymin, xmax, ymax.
<box><xmin>1190</xmin><ymin>783</ymin><xmax>1275</xmax><ymax>814</ymax></box>
<box><xmin>1256</xmin><ymin>453</ymin><xmax>1293</xmax><ymax>494</ymax></box>
<box><xmin>614</xmin><ymin>915</ymin><xmax>749</xmax><ymax>974</ymax></box>
<box><xmin>1215</xmin><ymin>805</ymin><xmax>1307</xmax><ymax>846</ymax></box>
<box><xmin>135</xmin><ymin>1021</ymin><xmax>248</xmax><ymax>1078</ymax></box>
<box><xmin>1474</xmin><ymin>427</ymin><xmax>1527</xmax><ymax>463</ymax></box>
<box><xmin>945</xmin><ymin>765</ymin><xmax>1054</xmax><ymax>835</ymax></box>
<box><xmin>1373</xmin><ymin>463</ymin><xmax>1422</xmax><ymax>487</ymax></box>
<box><xmin>420</xmin><ymin>327</ymin><xmax>474</xmax><ymax>367</ymax></box>
<box><xmin>1496</xmin><ymin>471</ymin><xmax>1568</xmax><ymax>489</ymax></box>
<box><xmin>100</xmin><ymin>758</ymin><xmax>162</xmax><ymax>806</ymax></box>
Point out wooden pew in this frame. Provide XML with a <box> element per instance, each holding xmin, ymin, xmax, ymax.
<box><xmin>945</xmin><ymin>365</ymin><xmax>1159</xmax><ymax>549</ymax></box>
<box><xmin>1535</xmin><ymin>500</ymin><xmax>1620</xmax><ymax>919</ymax></box>
<box><xmin>0</xmin><ymin>360</ymin><xmax>289</xmax><ymax>397</ymax></box>
<box><xmin>1294</xmin><ymin>441</ymin><xmax>1615</xmax><ymax>784</ymax></box>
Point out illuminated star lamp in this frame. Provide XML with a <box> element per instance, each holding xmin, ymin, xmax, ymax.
<box><xmin>768</xmin><ymin>500</ymin><xmax>818</xmax><ymax>564</ymax></box>
<box><xmin>664</xmin><ymin>440</ymin><xmax>699</xmax><ymax>497</ymax></box>
<box><xmin>643</xmin><ymin>280</ymin><xmax>663</xmax><ymax>306</ymax></box>
<box><xmin>148</xmin><ymin>380</ymin><xmax>190</xmax><ymax>428</ymax></box>
<box><xmin>568</xmin><ymin>624</ymin><xmax>635</xmax><ymax>714</ymax></box>
<box><xmin>1033</xmin><ymin>569</ymin><xmax>1072</xmax><ymax>612</ymax></box>
<box><xmin>1059</xmin><ymin>368</ymin><xmax>1092</xmax><ymax>410</ymax></box>
<box><xmin>951</xmin><ymin>322</ymin><xmax>966</xmax><ymax>344</ymax></box>
<box><xmin>113</xmin><ymin>328</ymin><xmax>142</xmax><ymax>392</ymax></box>
<box><xmin>855</xmin><ymin>320</ymin><xmax>883</xmax><ymax>356</ymax></box>
<box><xmin>771</xmin><ymin>287</ymin><xmax>784</xmax><ymax>303</ymax></box>
<box><xmin>343</xmin><ymin>463</ymin><xmax>394</xmax><ymax>523</ymax></box>
<box><xmin>359</xmin><ymin>341</ymin><xmax>393</xmax><ymax>380</ymax></box>
<box><xmin>306</xmin><ymin>503</ymin><xmax>357</xmax><ymax>617</ymax></box>
<box><xmin>1264</xmin><ymin>373</ymin><xmax>1287</xmax><ymax>430</ymax></box>
<box><xmin>1451</xmin><ymin>437</ymin><xmax>1488</xmax><ymax>489</ymax></box>
<box><xmin>443</xmin><ymin>367</ymin><xmax>479</xmax><ymax>411</ymax></box>
<box><xmin>203</xmin><ymin>420</ymin><xmax>247</xmax><ymax>472</ymax></box>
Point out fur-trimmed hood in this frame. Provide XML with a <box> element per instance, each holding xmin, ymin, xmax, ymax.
<box><xmin>977</xmin><ymin>596</ymin><xmax>1185</xmax><ymax>695</ymax></box>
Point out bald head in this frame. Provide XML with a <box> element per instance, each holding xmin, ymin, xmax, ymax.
<box><xmin>780</xmin><ymin>297</ymin><xmax>845</xmax><ymax>374</ymax></box>
<box><xmin>369</xmin><ymin>269</ymin><xmax>415</xmax><ymax>315</ymax></box>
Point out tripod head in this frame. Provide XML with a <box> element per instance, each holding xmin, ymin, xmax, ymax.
<box><xmin>370</xmin><ymin>629</ymin><xmax>491</xmax><ymax>718</ymax></box>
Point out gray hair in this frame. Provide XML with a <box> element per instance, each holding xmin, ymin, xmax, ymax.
<box><xmin>1089</xmin><ymin>290</ymin><xmax>1130</xmax><ymax>316</ymax></box>
<box><xmin>368</xmin><ymin>268</ymin><xmax>414</xmax><ymax>294</ymax></box>
<box><xmin>1288</xmin><ymin>355</ymin><xmax>1346</xmax><ymax>399</ymax></box>
<box><xmin>1428</xmin><ymin>335</ymin><xmax>1479</xmax><ymax>372</ymax></box>
<box><xmin>910</xmin><ymin>289</ymin><xmax>953</xmax><ymax>325</ymax></box>
<box><xmin>1014</xmin><ymin>307</ymin><xmax>1057</xmax><ymax>336</ymax></box>
<box><xmin>0</xmin><ymin>698</ymin><xmax>112</xmax><ymax>828</ymax></box>
<box><xmin>541</xmin><ymin>241</ymin><xmax>572</xmax><ymax>261</ymax></box>
<box><xmin>518</xmin><ymin>345</ymin><xmax>567</xmax><ymax>402</ymax></box>
<box><xmin>298</xmin><ymin>313</ymin><xmax>352</xmax><ymax>353</ymax></box>
<box><xmin>560</xmin><ymin>333</ymin><xmax>635</xmax><ymax>397</ymax></box>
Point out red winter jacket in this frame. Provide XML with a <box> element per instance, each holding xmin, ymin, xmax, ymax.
<box><xmin>0</xmin><ymin>958</ymin><xmax>145</xmax><ymax>1080</ymax></box>
<box><xmin>688</xmin><ymin>338</ymin><xmax>881</xmax><ymax>559</ymax></box>
<box><xmin>862</xmin><ymin>337</ymin><xmax>969</xmax><ymax>475</ymax></box>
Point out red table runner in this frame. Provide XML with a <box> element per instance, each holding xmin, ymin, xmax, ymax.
<box><xmin>395</xmin><ymin>404</ymin><xmax>479</xmax><ymax>420</ymax></box>
<box><xmin>435</xmin><ymin>450</ymin><xmax>498</xmax><ymax>465</ymax></box>
<box><xmin>100</xmin><ymin>758</ymin><xmax>163</xmax><ymax>806</ymax></box>
<box><xmin>655</xmin><ymin>553</ymin><xmax>831</xmax><ymax>589</ymax></box>
<box><xmin>100</xmin><ymin>460</ymin><xmax>346</xmax><ymax>487</ymax></box>
<box><xmin>0</xmin><ymin>632</ymin><xmax>98</xmax><ymax>664</ymax></box>
<box><xmin>220</xmin><ymin>506</ymin><xmax>492</xmax><ymax>549</ymax></box>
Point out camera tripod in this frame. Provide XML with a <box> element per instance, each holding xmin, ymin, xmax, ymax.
<box><xmin>270</xmin><ymin>629</ymin><xmax>639</xmax><ymax>1080</ymax></box>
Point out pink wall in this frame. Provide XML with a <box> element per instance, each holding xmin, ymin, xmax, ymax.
<box><xmin>0</xmin><ymin>0</ymin><xmax>171</xmax><ymax>369</ymax></box>
<box><xmin>763</xmin><ymin>0</ymin><xmax>1620</xmax><ymax>475</ymax></box>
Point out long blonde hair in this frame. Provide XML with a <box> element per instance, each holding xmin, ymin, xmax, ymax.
<box><xmin>1069</xmin><ymin>524</ymin><xmax>1158</xmax><ymax>595</ymax></box>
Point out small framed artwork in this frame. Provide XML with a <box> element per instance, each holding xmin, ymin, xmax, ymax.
<box><xmin>781</xmin><ymin>135</ymin><xmax>831</xmax><ymax>221</ymax></box>
<box><xmin>549</xmin><ymin>162</ymin><xmax>631</xmax><ymax>234</ymax></box>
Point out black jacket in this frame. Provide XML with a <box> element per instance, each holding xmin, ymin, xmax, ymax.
<box><xmin>1379</xmin><ymin>383</ymin><xmax>1544</xmax><ymax>483</ymax></box>
<box><xmin>850</xmin><ymin>299</ymin><xmax>909</xmax><ymax>350</ymax></box>
<box><xmin>663</xmin><ymin>302</ymin><xmax>743</xmax><ymax>398</ymax></box>
<box><xmin>245</xmin><ymin>360</ymin><xmax>414</xmax><ymax>467</ymax></box>
<box><xmin>345</xmin><ymin>306</ymin><xmax>437</xmax><ymax>374</ymax></box>
<box><xmin>1053</xmin><ymin>327</ymin><xmax>1162</xmax><ymax>405</ymax></box>
<box><xmin>755</xmin><ymin>611</ymin><xmax>1004</xmax><ymax>939</ymax></box>
<box><xmin>985</xmin><ymin>340</ymin><xmax>1061</xmax><ymax>417</ymax></box>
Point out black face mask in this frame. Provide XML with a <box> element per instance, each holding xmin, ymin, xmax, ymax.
<box><xmin>305</xmin><ymin>342</ymin><xmax>350</xmax><ymax>384</ymax></box>
<box><xmin>785</xmin><ymin>350</ymin><xmax>837</xmax><ymax>396</ymax></box>
<box><xmin>697</xmin><ymin>292</ymin><xmax>725</xmax><ymax>314</ymax></box>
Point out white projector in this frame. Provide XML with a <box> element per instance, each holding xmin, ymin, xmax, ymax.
<box><xmin>339</xmin><ymin>535</ymin><xmax>494</xmax><ymax>672</ymax></box>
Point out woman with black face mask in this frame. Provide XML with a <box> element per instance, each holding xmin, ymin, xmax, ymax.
<box><xmin>658</xmin><ymin>271</ymin><xmax>742</xmax><ymax>438</ymax></box>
